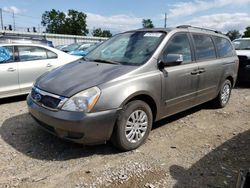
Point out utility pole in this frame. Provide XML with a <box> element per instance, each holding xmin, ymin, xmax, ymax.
<box><xmin>37</xmin><ymin>24</ymin><xmax>40</xmax><ymax>33</ymax></box>
<box><xmin>0</xmin><ymin>8</ymin><xmax>3</xmax><ymax>30</ymax></box>
<box><xmin>164</xmin><ymin>13</ymin><xmax>167</xmax><ymax>28</ymax></box>
<box><xmin>12</xmin><ymin>10</ymin><xmax>15</xmax><ymax>31</ymax></box>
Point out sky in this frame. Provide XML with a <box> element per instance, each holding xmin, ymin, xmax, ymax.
<box><xmin>1</xmin><ymin>0</ymin><xmax>250</xmax><ymax>35</ymax></box>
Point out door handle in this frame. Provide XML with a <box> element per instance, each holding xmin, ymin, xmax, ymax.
<box><xmin>198</xmin><ymin>68</ymin><xmax>206</xmax><ymax>74</ymax></box>
<box><xmin>7</xmin><ymin>68</ymin><xmax>16</xmax><ymax>72</ymax></box>
<box><xmin>46</xmin><ymin>63</ymin><xmax>52</xmax><ymax>68</ymax></box>
<box><xmin>191</xmin><ymin>68</ymin><xmax>206</xmax><ymax>75</ymax></box>
<box><xmin>191</xmin><ymin>70</ymin><xmax>199</xmax><ymax>75</ymax></box>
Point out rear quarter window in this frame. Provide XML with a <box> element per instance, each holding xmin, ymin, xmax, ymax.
<box><xmin>46</xmin><ymin>50</ymin><xmax>58</xmax><ymax>59</ymax></box>
<box><xmin>214</xmin><ymin>37</ymin><xmax>234</xmax><ymax>58</ymax></box>
<box><xmin>192</xmin><ymin>34</ymin><xmax>216</xmax><ymax>61</ymax></box>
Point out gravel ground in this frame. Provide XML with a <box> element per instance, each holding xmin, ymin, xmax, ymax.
<box><xmin>0</xmin><ymin>86</ymin><xmax>249</xmax><ymax>188</ymax></box>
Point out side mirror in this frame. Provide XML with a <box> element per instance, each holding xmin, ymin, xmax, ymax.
<box><xmin>158</xmin><ymin>54</ymin><xmax>183</xmax><ymax>69</ymax></box>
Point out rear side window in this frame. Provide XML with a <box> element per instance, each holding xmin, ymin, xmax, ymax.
<box><xmin>192</xmin><ymin>34</ymin><xmax>216</xmax><ymax>61</ymax></box>
<box><xmin>18</xmin><ymin>46</ymin><xmax>47</xmax><ymax>62</ymax></box>
<box><xmin>214</xmin><ymin>37</ymin><xmax>234</xmax><ymax>58</ymax></box>
<box><xmin>0</xmin><ymin>46</ymin><xmax>14</xmax><ymax>64</ymax></box>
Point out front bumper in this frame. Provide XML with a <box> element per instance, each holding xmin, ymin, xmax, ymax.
<box><xmin>27</xmin><ymin>94</ymin><xmax>119</xmax><ymax>145</ymax></box>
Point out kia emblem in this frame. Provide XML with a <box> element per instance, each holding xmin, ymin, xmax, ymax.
<box><xmin>34</xmin><ymin>93</ymin><xmax>42</xmax><ymax>102</ymax></box>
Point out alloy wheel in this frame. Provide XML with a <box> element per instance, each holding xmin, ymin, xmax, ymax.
<box><xmin>125</xmin><ymin>110</ymin><xmax>148</xmax><ymax>143</ymax></box>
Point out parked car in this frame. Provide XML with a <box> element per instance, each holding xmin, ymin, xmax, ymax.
<box><xmin>61</xmin><ymin>42</ymin><xmax>95</xmax><ymax>53</ymax></box>
<box><xmin>55</xmin><ymin>44</ymin><xmax>68</xmax><ymax>50</ymax></box>
<box><xmin>27</xmin><ymin>26</ymin><xmax>238</xmax><ymax>151</ymax></box>
<box><xmin>233</xmin><ymin>38</ymin><xmax>250</xmax><ymax>82</ymax></box>
<box><xmin>0</xmin><ymin>43</ymin><xmax>81</xmax><ymax>98</ymax></box>
<box><xmin>68</xmin><ymin>43</ymin><xmax>98</xmax><ymax>56</ymax></box>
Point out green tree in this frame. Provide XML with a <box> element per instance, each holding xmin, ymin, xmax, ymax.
<box><xmin>102</xmin><ymin>30</ymin><xmax>112</xmax><ymax>37</ymax></box>
<box><xmin>92</xmin><ymin>28</ymin><xmax>112</xmax><ymax>37</ymax></box>
<box><xmin>41</xmin><ymin>9</ymin><xmax>88</xmax><ymax>35</ymax></box>
<box><xmin>243</xmin><ymin>26</ymin><xmax>250</xmax><ymax>38</ymax></box>
<box><xmin>142</xmin><ymin>19</ymin><xmax>154</xmax><ymax>28</ymax></box>
<box><xmin>92</xmin><ymin>28</ymin><xmax>102</xmax><ymax>37</ymax></box>
<box><xmin>226</xmin><ymin>30</ymin><xmax>241</xmax><ymax>41</ymax></box>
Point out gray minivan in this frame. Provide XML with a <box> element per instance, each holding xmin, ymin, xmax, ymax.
<box><xmin>27</xmin><ymin>25</ymin><xmax>239</xmax><ymax>151</ymax></box>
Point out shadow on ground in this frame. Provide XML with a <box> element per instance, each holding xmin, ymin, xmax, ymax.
<box><xmin>0</xmin><ymin>95</ymin><xmax>27</xmax><ymax>105</ymax></box>
<box><xmin>153</xmin><ymin>101</ymin><xmax>218</xmax><ymax>130</ymax></box>
<box><xmin>170</xmin><ymin>129</ymin><xmax>250</xmax><ymax>188</ymax></box>
<box><xmin>235</xmin><ymin>81</ymin><xmax>250</xmax><ymax>89</ymax></box>
<box><xmin>0</xmin><ymin>113</ymin><xmax>119</xmax><ymax>161</ymax></box>
<box><xmin>0</xmin><ymin>99</ymin><xmax>222</xmax><ymax>161</ymax></box>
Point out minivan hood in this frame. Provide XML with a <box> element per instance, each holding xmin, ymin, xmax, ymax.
<box><xmin>236</xmin><ymin>50</ymin><xmax>250</xmax><ymax>59</ymax></box>
<box><xmin>35</xmin><ymin>60</ymin><xmax>137</xmax><ymax>97</ymax></box>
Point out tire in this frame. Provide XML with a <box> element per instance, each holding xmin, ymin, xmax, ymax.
<box><xmin>213</xmin><ymin>79</ymin><xmax>232</xmax><ymax>108</ymax></box>
<box><xmin>111</xmin><ymin>100</ymin><xmax>153</xmax><ymax>151</ymax></box>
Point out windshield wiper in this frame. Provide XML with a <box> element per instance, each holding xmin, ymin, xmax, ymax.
<box><xmin>236</xmin><ymin>48</ymin><xmax>250</xmax><ymax>50</ymax></box>
<box><xmin>89</xmin><ymin>59</ymin><xmax>120</xmax><ymax>65</ymax></box>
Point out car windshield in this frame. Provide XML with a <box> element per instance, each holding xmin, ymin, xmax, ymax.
<box><xmin>85</xmin><ymin>31</ymin><xmax>166</xmax><ymax>66</ymax></box>
<box><xmin>233</xmin><ymin>39</ymin><xmax>250</xmax><ymax>50</ymax></box>
<box><xmin>78</xmin><ymin>44</ymin><xmax>93</xmax><ymax>51</ymax></box>
<box><xmin>85</xmin><ymin>44</ymin><xmax>98</xmax><ymax>52</ymax></box>
<box><xmin>62</xmin><ymin>43</ymin><xmax>84</xmax><ymax>52</ymax></box>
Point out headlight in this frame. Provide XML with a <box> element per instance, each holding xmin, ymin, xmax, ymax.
<box><xmin>61</xmin><ymin>87</ymin><xmax>101</xmax><ymax>112</ymax></box>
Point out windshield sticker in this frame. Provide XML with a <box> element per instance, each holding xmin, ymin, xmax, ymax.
<box><xmin>144</xmin><ymin>33</ymin><xmax>162</xmax><ymax>38</ymax></box>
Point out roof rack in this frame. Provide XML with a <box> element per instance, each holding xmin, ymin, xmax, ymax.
<box><xmin>176</xmin><ymin>25</ymin><xmax>222</xmax><ymax>34</ymax></box>
<box><xmin>0</xmin><ymin>32</ymin><xmax>49</xmax><ymax>45</ymax></box>
<box><xmin>0</xmin><ymin>33</ymin><xmax>50</xmax><ymax>45</ymax></box>
<box><xmin>0</xmin><ymin>32</ymin><xmax>46</xmax><ymax>40</ymax></box>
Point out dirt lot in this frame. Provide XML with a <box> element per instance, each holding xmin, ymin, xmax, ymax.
<box><xmin>0</xmin><ymin>86</ymin><xmax>249</xmax><ymax>188</ymax></box>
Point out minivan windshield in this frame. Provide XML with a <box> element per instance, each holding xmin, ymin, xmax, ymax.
<box><xmin>233</xmin><ymin>39</ymin><xmax>250</xmax><ymax>50</ymax></box>
<box><xmin>85</xmin><ymin>31</ymin><xmax>166</xmax><ymax>65</ymax></box>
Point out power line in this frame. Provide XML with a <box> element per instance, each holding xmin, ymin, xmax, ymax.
<box><xmin>14</xmin><ymin>18</ymin><xmax>40</xmax><ymax>25</ymax></box>
<box><xmin>0</xmin><ymin>9</ymin><xmax>44</xmax><ymax>32</ymax></box>
<box><xmin>1</xmin><ymin>9</ymin><xmax>41</xmax><ymax>20</ymax></box>
<box><xmin>14</xmin><ymin>13</ymin><xmax>41</xmax><ymax>20</ymax></box>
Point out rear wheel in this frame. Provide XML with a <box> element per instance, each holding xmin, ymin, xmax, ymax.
<box><xmin>213</xmin><ymin>79</ymin><xmax>232</xmax><ymax>108</ymax></box>
<box><xmin>111</xmin><ymin>100</ymin><xmax>153</xmax><ymax>151</ymax></box>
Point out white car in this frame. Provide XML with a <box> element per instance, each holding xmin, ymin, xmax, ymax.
<box><xmin>233</xmin><ymin>38</ymin><xmax>250</xmax><ymax>82</ymax></box>
<box><xmin>0</xmin><ymin>43</ymin><xmax>81</xmax><ymax>98</ymax></box>
<box><xmin>233</xmin><ymin>38</ymin><xmax>250</xmax><ymax>57</ymax></box>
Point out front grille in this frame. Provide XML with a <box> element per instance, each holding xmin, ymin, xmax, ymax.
<box><xmin>31</xmin><ymin>87</ymin><xmax>63</xmax><ymax>110</ymax></box>
<box><xmin>40</xmin><ymin>95</ymin><xmax>61</xmax><ymax>109</ymax></box>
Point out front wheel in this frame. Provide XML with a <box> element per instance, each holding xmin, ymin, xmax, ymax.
<box><xmin>213</xmin><ymin>79</ymin><xmax>232</xmax><ymax>108</ymax></box>
<box><xmin>111</xmin><ymin>100</ymin><xmax>153</xmax><ymax>151</ymax></box>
